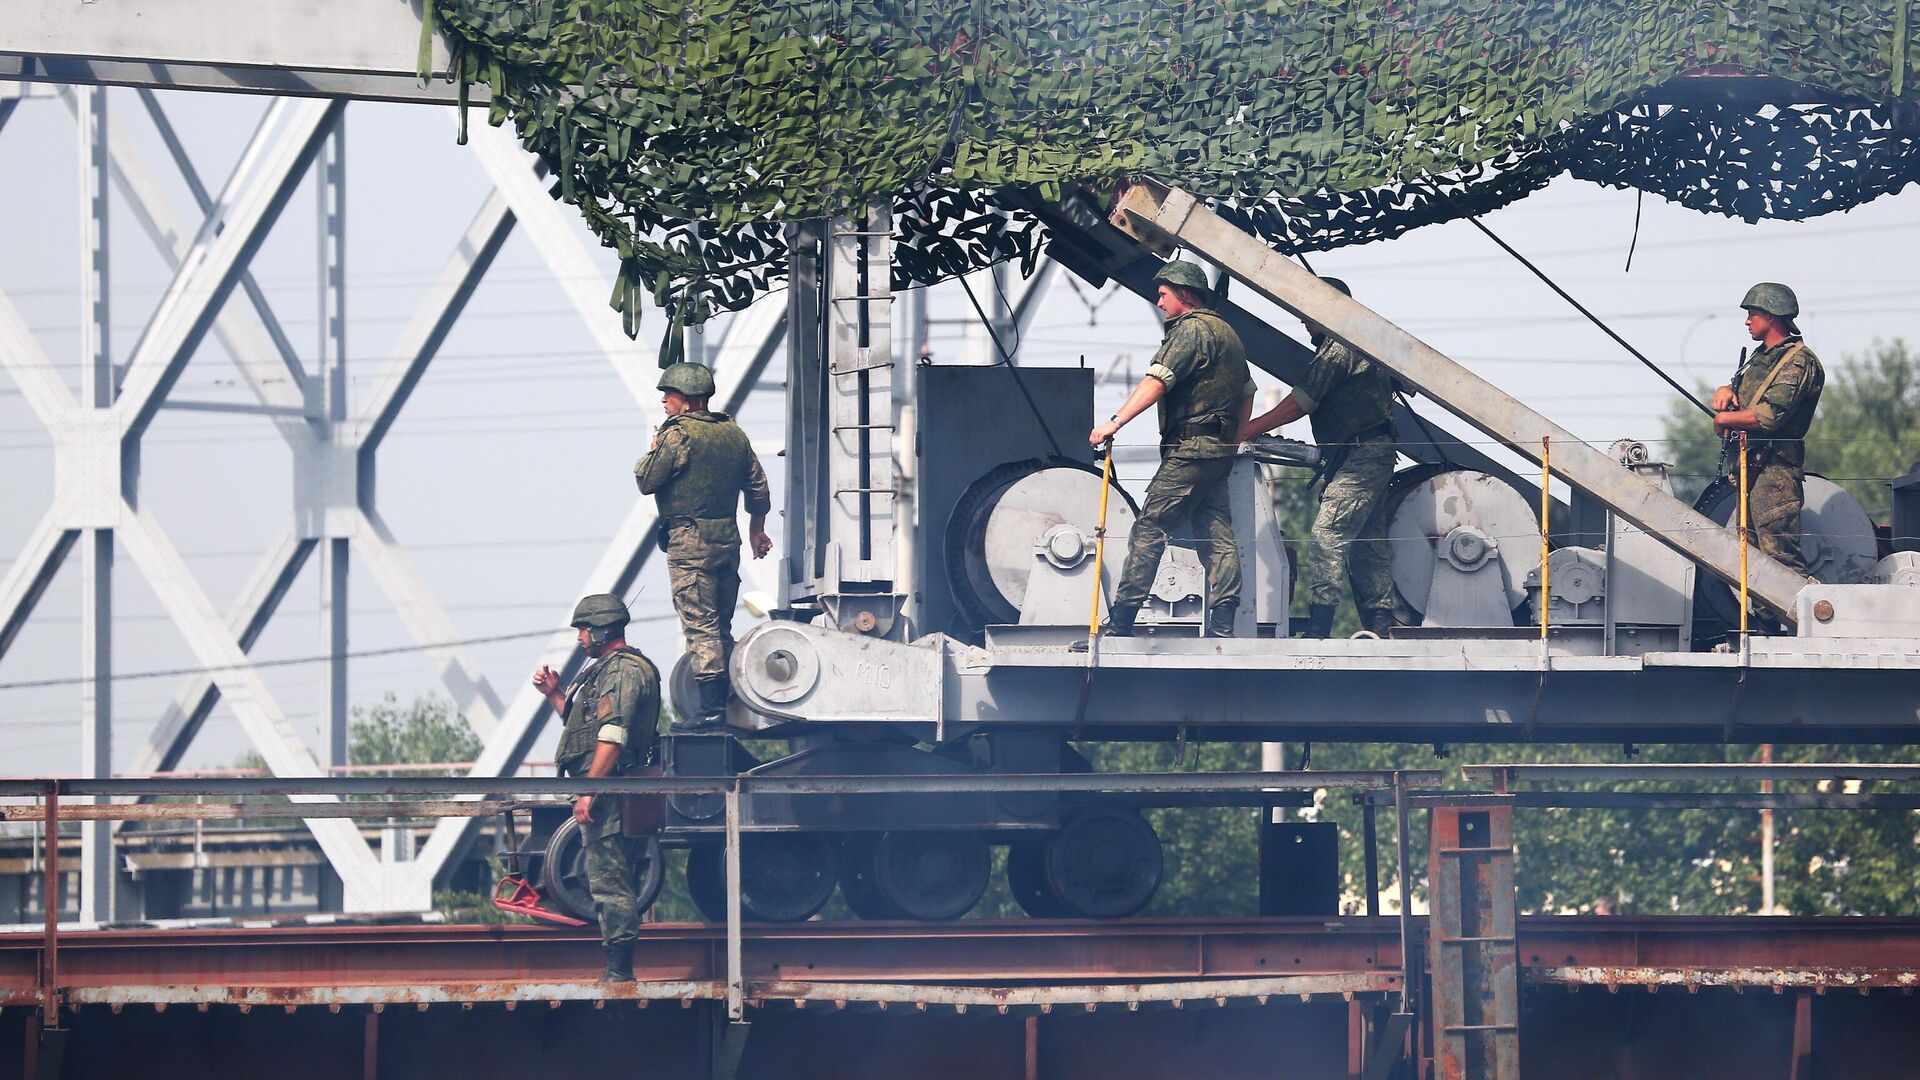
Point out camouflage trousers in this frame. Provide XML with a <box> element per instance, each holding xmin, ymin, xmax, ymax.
<box><xmin>582</xmin><ymin>797</ymin><xmax>641</xmax><ymax>947</ymax></box>
<box><xmin>1114</xmin><ymin>454</ymin><xmax>1240</xmax><ymax>610</ymax></box>
<box><xmin>1742</xmin><ymin>457</ymin><xmax>1807</xmax><ymax>575</ymax></box>
<box><xmin>1307</xmin><ymin>439</ymin><xmax>1397</xmax><ymax>613</ymax></box>
<box><xmin>664</xmin><ymin>518</ymin><xmax>742</xmax><ymax>680</ymax></box>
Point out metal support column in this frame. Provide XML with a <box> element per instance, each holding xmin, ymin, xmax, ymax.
<box><xmin>77</xmin><ymin>85</ymin><xmax>115</xmax><ymax>925</ymax></box>
<box><xmin>316</xmin><ymin>114</ymin><xmax>350</xmax><ymax>773</ymax></box>
<box><xmin>783</xmin><ymin>203</ymin><xmax>903</xmax><ymax>634</ymax></box>
<box><xmin>1427</xmin><ymin>799</ymin><xmax>1520</xmax><ymax>1080</ymax></box>
<box><xmin>892</xmin><ymin>278</ymin><xmax>925</xmax><ymax>630</ymax></box>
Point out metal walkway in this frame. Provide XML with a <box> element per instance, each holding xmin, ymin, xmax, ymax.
<box><xmin>1</xmin><ymin>916</ymin><xmax>1916</xmax><ymax>1079</ymax></box>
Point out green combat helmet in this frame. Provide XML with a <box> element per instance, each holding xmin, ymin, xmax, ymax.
<box><xmin>570</xmin><ymin>593</ymin><xmax>630</xmax><ymax>629</ymax></box>
<box><xmin>657</xmin><ymin>362</ymin><xmax>717</xmax><ymax>398</ymax></box>
<box><xmin>1740</xmin><ymin>282</ymin><xmax>1799</xmax><ymax>320</ymax></box>
<box><xmin>1152</xmin><ymin>260</ymin><xmax>1212</xmax><ymax>296</ymax></box>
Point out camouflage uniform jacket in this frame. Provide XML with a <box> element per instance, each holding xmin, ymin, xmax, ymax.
<box><xmin>1731</xmin><ymin>337</ymin><xmax>1824</xmax><ymax>467</ymax></box>
<box><xmin>553</xmin><ymin>648</ymin><xmax>660</xmax><ymax>779</ymax></box>
<box><xmin>1294</xmin><ymin>338</ymin><xmax>1396</xmax><ymax>448</ymax></box>
<box><xmin>1146</xmin><ymin>309</ymin><xmax>1254</xmax><ymax>460</ymax></box>
<box><xmin>634</xmin><ymin>411</ymin><xmax>773</xmax><ymax>545</ymax></box>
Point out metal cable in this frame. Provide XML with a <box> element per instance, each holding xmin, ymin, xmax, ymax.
<box><xmin>955</xmin><ymin>271</ymin><xmax>1066</xmax><ymax>458</ymax></box>
<box><xmin>1468</xmin><ymin>216</ymin><xmax>1714</xmax><ymax>417</ymax></box>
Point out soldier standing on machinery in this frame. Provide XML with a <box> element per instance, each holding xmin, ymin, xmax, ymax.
<box><xmin>1088</xmin><ymin>260</ymin><xmax>1254</xmax><ymax>638</ymax></box>
<box><xmin>531</xmin><ymin>594</ymin><xmax>661</xmax><ymax>983</ymax></box>
<box><xmin>635</xmin><ymin>362</ymin><xmax>773</xmax><ymax>729</ymax></box>
<box><xmin>1239</xmin><ymin>277</ymin><xmax>1399</xmax><ymax>638</ymax></box>
<box><xmin>1711</xmin><ymin>282</ymin><xmax>1824</xmax><ymax>619</ymax></box>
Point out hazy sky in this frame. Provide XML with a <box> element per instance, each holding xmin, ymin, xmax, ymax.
<box><xmin>3</xmin><ymin>86</ymin><xmax>1917</xmax><ymax>776</ymax></box>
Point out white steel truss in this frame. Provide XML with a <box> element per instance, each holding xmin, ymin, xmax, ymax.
<box><xmin>0</xmin><ymin>87</ymin><xmax>788</xmax><ymax>916</ymax></box>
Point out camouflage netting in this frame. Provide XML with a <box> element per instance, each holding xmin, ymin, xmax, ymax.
<box><xmin>424</xmin><ymin>0</ymin><xmax>1920</xmax><ymax>343</ymax></box>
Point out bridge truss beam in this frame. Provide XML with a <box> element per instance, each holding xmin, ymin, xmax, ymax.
<box><xmin>0</xmin><ymin>85</ymin><xmax>787</xmax><ymax>916</ymax></box>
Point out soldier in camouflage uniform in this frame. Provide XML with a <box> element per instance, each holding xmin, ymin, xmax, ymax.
<box><xmin>1711</xmin><ymin>283</ymin><xmax>1824</xmax><ymax>616</ymax></box>
<box><xmin>1089</xmin><ymin>261</ymin><xmax>1254</xmax><ymax>638</ymax></box>
<box><xmin>1240</xmin><ymin>278</ymin><xmax>1399</xmax><ymax>638</ymax></box>
<box><xmin>635</xmin><ymin>362</ymin><xmax>773</xmax><ymax>729</ymax></box>
<box><xmin>531</xmin><ymin>594</ymin><xmax>661</xmax><ymax>982</ymax></box>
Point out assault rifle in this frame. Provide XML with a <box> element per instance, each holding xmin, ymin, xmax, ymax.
<box><xmin>1715</xmin><ymin>346</ymin><xmax>1747</xmax><ymax>478</ymax></box>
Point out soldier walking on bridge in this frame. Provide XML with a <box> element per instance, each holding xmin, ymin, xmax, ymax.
<box><xmin>1711</xmin><ymin>282</ymin><xmax>1824</xmax><ymax>615</ymax></box>
<box><xmin>1088</xmin><ymin>260</ymin><xmax>1254</xmax><ymax>638</ymax></box>
<box><xmin>1240</xmin><ymin>277</ymin><xmax>1399</xmax><ymax>638</ymax></box>
<box><xmin>635</xmin><ymin>362</ymin><xmax>773</xmax><ymax>729</ymax></box>
<box><xmin>532</xmin><ymin>594</ymin><xmax>661</xmax><ymax>982</ymax></box>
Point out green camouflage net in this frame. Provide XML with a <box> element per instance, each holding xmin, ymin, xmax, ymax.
<box><xmin>426</xmin><ymin>0</ymin><xmax>1920</xmax><ymax>341</ymax></box>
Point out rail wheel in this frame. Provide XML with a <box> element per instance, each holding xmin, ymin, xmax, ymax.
<box><xmin>1006</xmin><ymin>838</ymin><xmax>1070</xmax><ymax>919</ymax></box>
<box><xmin>686</xmin><ymin>846</ymin><xmax>728</xmax><ymax>923</ymax></box>
<box><xmin>837</xmin><ymin>833</ymin><xmax>903</xmax><ymax>920</ymax></box>
<box><xmin>539</xmin><ymin>816</ymin><xmax>665</xmax><ymax>923</ymax></box>
<box><xmin>1044</xmin><ymin>805</ymin><xmax>1163</xmax><ymax>919</ymax></box>
<box><xmin>873</xmin><ymin>831</ymin><xmax>990</xmax><ymax>920</ymax></box>
<box><xmin>686</xmin><ymin>834</ymin><xmax>840</xmax><ymax>923</ymax></box>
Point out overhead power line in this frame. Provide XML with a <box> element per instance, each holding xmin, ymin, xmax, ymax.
<box><xmin>0</xmin><ymin>619</ymin><xmax>668</xmax><ymax>693</ymax></box>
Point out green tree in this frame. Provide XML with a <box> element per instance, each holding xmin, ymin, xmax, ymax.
<box><xmin>347</xmin><ymin>692</ymin><xmax>482</xmax><ymax>771</ymax></box>
<box><xmin>1309</xmin><ymin>741</ymin><xmax>1920</xmax><ymax>917</ymax></box>
<box><xmin>1803</xmin><ymin>339</ymin><xmax>1920</xmax><ymax>515</ymax></box>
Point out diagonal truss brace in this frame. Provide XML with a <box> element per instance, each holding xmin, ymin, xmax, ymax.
<box><xmin>0</xmin><ymin>89</ymin><xmax>787</xmax><ymax>909</ymax></box>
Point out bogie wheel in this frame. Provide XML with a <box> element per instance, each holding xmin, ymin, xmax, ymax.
<box><xmin>873</xmin><ymin>831</ymin><xmax>990</xmax><ymax>920</ymax></box>
<box><xmin>686</xmin><ymin>834</ymin><xmax>840</xmax><ymax>923</ymax></box>
<box><xmin>539</xmin><ymin>816</ymin><xmax>665</xmax><ymax>923</ymax></box>
<box><xmin>1045</xmin><ymin>804</ymin><xmax>1163</xmax><ymax>919</ymax></box>
<box><xmin>685</xmin><ymin>846</ymin><xmax>728</xmax><ymax>923</ymax></box>
<box><xmin>1005</xmin><ymin>838</ymin><xmax>1070</xmax><ymax>919</ymax></box>
<box><xmin>837</xmin><ymin>833</ymin><xmax>904</xmax><ymax>920</ymax></box>
<box><xmin>740</xmin><ymin>833</ymin><xmax>839</xmax><ymax>922</ymax></box>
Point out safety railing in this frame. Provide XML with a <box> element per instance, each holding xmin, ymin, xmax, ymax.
<box><xmin>0</xmin><ymin>769</ymin><xmax>1444</xmax><ymax>1031</ymax></box>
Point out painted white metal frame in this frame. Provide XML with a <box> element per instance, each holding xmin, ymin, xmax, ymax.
<box><xmin>0</xmin><ymin>91</ymin><xmax>787</xmax><ymax>914</ymax></box>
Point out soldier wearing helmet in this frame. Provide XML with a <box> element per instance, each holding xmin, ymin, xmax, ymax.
<box><xmin>1239</xmin><ymin>276</ymin><xmax>1399</xmax><ymax>638</ymax></box>
<box><xmin>1711</xmin><ymin>283</ymin><xmax>1825</xmax><ymax>592</ymax></box>
<box><xmin>634</xmin><ymin>362</ymin><xmax>773</xmax><ymax>727</ymax></box>
<box><xmin>531</xmin><ymin>593</ymin><xmax>661</xmax><ymax>982</ymax></box>
<box><xmin>1087</xmin><ymin>259</ymin><xmax>1254</xmax><ymax>638</ymax></box>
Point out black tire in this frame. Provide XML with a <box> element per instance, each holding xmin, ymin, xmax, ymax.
<box><xmin>873</xmin><ymin>831</ymin><xmax>990</xmax><ymax>920</ymax></box>
<box><xmin>686</xmin><ymin>834</ymin><xmax>840</xmax><ymax>923</ymax></box>
<box><xmin>1006</xmin><ymin>838</ymin><xmax>1070</xmax><ymax>919</ymax></box>
<box><xmin>837</xmin><ymin>833</ymin><xmax>904</xmax><ymax>920</ymax></box>
<box><xmin>686</xmin><ymin>846</ymin><xmax>729</xmax><ymax>923</ymax></box>
<box><xmin>1045</xmin><ymin>804</ymin><xmax>1163</xmax><ymax>919</ymax></box>
<box><xmin>538</xmin><ymin>816</ymin><xmax>665</xmax><ymax>923</ymax></box>
<box><xmin>668</xmin><ymin>652</ymin><xmax>702</xmax><ymax>726</ymax></box>
<box><xmin>739</xmin><ymin>833</ymin><xmax>839</xmax><ymax>922</ymax></box>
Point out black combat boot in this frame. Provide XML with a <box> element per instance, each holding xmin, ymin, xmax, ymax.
<box><xmin>1206</xmin><ymin>600</ymin><xmax>1238</xmax><ymax>639</ymax></box>
<box><xmin>1364</xmin><ymin>609</ymin><xmax>1399</xmax><ymax>637</ymax></box>
<box><xmin>1306</xmin><ymin>603</ymin><xmax>1336</xmax><ymax>639</ymax></box>
<box><xmin>1074</xmin><ymin>603</ymin><xmax>1138</xmax><ymax>652</ymax></box>
<box><xmin>670</xmin><ymin>675</ymin><xmax>730</xmax><ymax>733</ymax></box>
<box><xmin>697</xmin><ymin>674</ymin><xmax>731</xmax><ymax>727</ymax></box>
<box><xmin>599</xmin><ymin>941</ymin><xmax>636</xmax><ymax>984</ymax></box>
